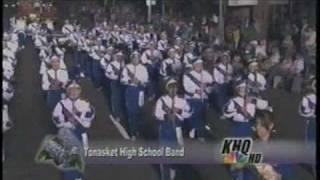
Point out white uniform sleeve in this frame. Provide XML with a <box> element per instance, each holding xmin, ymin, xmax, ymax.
<box><xmin>120</xmin><ymin>67</ymin><xmax>130</xmax><ymax>84</ymax></box>
<box><xmin>299</xmin><ymin>97</ymin><xmax>314</xmax><ymax>117</ymax></box>
<box><xmin>258</xmin><ymin>74</ymin><xmax>267</xmax><ymax>90</ymax></box>
<box><xmin>42</xmin><ymin>71</ymin><xmax>50</xmax><ymax>90</ymax></box>
<box><xmin>105</xmin><ymin>63</ymin><xmax>113</xmax><ymax>79</ymax></box>
<box><xmin>181</xmin><ymin>99</ymin><xmax>192</xmax><ymax>119</ymax></box>
<box><xmin>77</xmin><ymin>105</ymin><xmax>95</xmax><ymax>128</ymax></box>
<box><xmin>223</xmin><ymin>100</ymin><xmax>237</xmax><ymax>118</ymax></box>
<box><xmin>155</xmin><ymin>98</ymin><xmax>165</xmax><ymax>121</ymax></box>
<box><xmin>141</xmin><ymin>51</ymin><xmax>150</xmax><ymax>64</ymax></box>
<box><xmin>60</xmin><ymin>70</ymin><xmax>69</xmax><ymax>88</ymax></box>
<box><xmin>139</xmin><ymin>66</ymin><xmax>149</xmax><ymax>85</ymax></box>
<box><xmin>39</xmin><ymin>61</ymin><xmax>47</xmax><ymax>75</ymax></box>
<box><xmin>159</xmin><ymin>61</ymin><xmax>167</xmax><ymax>77</ymax></box>
<box><xmin>52</xmin><ymin>103</ymin><xmax>65</xmax><ymax>128</ymax></box>
<box><xmin>255</xmin><ymin>98</ymin><xmax>271</xmax><ymax>111</ymax></box>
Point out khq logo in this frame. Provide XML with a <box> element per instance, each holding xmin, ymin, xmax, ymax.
<box><xmin>220</xmin><ymin>138</ymin><xmax>263</xmax><ymax>165</ymax></box>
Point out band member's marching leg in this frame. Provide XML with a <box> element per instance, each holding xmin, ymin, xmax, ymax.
<box><xmin>155</xmin><ymin>78</ymin><xmax>191</xmax><ymax>180</ymax></box>
<box><xmin>183</xmin><ymin>59</ymin><xmax>213</xmax><ymax>141</ymax></box>
<box><xmin>121</xmin><ymin>51</ymin><xmax>149</xmax><ymax>140</ymax></box>
<box><xmin>52</xmin><ymin>81</ymin><xmax>95</xmax><ymax>180</ymax></box>
<box><xmin>105</xmin><ymin>51</ymin><xmax>125</xmax><ymax>121</ymax></box>
<box><xmin>42</xmin><ymin>56</ymin><xmax>69</xmax><ymax>110</ymax></box>
<box><xmin>299</xmin><ymin>76</ymin><xmax>316</xmax><ymax>144</ymax></box>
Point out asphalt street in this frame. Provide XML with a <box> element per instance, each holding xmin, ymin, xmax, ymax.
<box><xmin>3</xmin><ymin>39</ymin><xmax>315</xmax><ymax>180</ymax></box>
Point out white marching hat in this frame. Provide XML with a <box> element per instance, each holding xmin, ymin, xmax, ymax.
<box><xmin>248</xmin><ymin>60</ymin><xmax>258</xmax><ymax>67</ymax></box>
<box><xmin>51</xmin><ymin>55</ymin><xmax>59</xmax><ymax>61</ymax></box>
<box><xmin>235</xmin><ymin>80</ymin><xmax>246</xmax><ymax>89</ymax></box>
<box><xmin>165</xmin><ymin>78</ymin><xmax>178</xmax><ymax>90</ymax></box>
<box><xmin>193</xmin><ymin>59</ymin><xmax>203</xmax><ymax>65</ymax></box>
<box><xmin>67</xmin><ymin>80</ymin><xmax>81</xmax><ymax>90</ymax></box>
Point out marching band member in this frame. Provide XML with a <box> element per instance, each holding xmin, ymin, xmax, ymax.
<box><xmin>121</xmin><ymin>51</ymin><xmax>149</xmax><ymax>141</ymax></box>
<box><xmin>34</xmin><ymin>33</ymin><xmax>48</xmax><ymax>50</ymax></box>
<box><xmin>3</xmin><ymin>105</ymin><xmax>13</xmax><ymax>162</ymax></box>
<box><xmin>155</xmin><ymin>78</ymin><xmax>192</xmax><ymax>180</ymax></box>
<box><xmin>100</xmin><ymin>46</ymin><xmax>114</xmax><ymax>71</ymax></box>
<box><xmin>246</xmin><ymin>60</ymin><xmax>267</xmax><ymax>96</ymax></box>
<box><xmin>39</xmin><ymin>44</ymin><xmax>67</xmax><ymax>76</ymax></box>
<box><xmin>14</xmin><ymin>16</ymin><xmax>27</xmax><ymax>48</ymax></box>
<box><xmin>160</xmin><ymin>48</ymin><xmax>183</xmax><ymax>80</ymax></box>
<box><xmin>90</xmin><ymin>39</ymin><xmax>105</xmax><ymax>89</ymax></box>
<box><xmin>157</xmin><ymin>32</ymin><xmax>169</xmax><ymax>54</ymax></box>
<box><xmin>76</xmin><ymin>33</ymin><xmax>89</xmax><ymax>78</ymax></box>
<box><xmin>223</xmin><ymin>81</ymin><xmax>256</xmax><ymax>137</ymax></box>
<box><xmin>62</xmin><ymin>19</ymin><xmax>74</xmax><ymax>36</ymax></box>
<box><xmin>183</xmin><ymin>42</ymin><xmax>197</xmax><ymax>71</ymax></box>
<box><xmin>3</xmin><ymin>57</ymin><xmax>15</xmax><ymax>83</ymax></box>
<box><xmin>3</xmin><ymin>80</ymin><xmax>14</xmax><ymax>104</ymax></box>
<box><xmin>100</xmin><ymin>46</ymin><xmax>114</xmax><ymax>109</ymax></box>
<box><xmin>6</xmin><ymin>34</ymin><xmax>19</xmax><ymax>54</ymax></box>
<box><xmin>52</xmin><ymin>81</ymin><xmax>95</xmax><ymax>180</ymax></box>
<box><xmin>211</xmin><ymin>52</ymin><xmax>233</xmax><ymax>115</ymax></box>
<box><xmin>84</xmin><ymin>35</ymin><xmax>95</xmax><ymax>79</ymax></box>
<box><xmin>141</xmin><ymin>42</ymin><xmax>163</xmax><ymax>99</ymax></box>
<box><xmin>183</xmin><ymin>59</ymin><xmax>213</xmax><ymax>141</ymax></box>
<box><xmin>27</xmin><ymin>20</ymin><xmax>40</xmax><ymax>38</ymax></box>
<box><xmin>42</xmin><ymin>56</ymin><xmax>69</xmax><ymax>110</ymax></box>
<box><xmin>46</xmin><ymin>18</ymin><xmax>55</xmax><ymax>33</ymax></box>
<box><xmin>105</xmin><ymin>51</ymin><xmax>125</xmax><ymax>121</ymax></box>
<box><xmin>299</xmin><ymin>76</ymin><xmax>316</xmax><ymax>143</ymax></box>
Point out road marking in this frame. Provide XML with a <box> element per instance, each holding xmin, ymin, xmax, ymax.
<box><xmin>109</xmin><ymin>115</ymin><xmax>130</xmax><ymax>140</ymax></box>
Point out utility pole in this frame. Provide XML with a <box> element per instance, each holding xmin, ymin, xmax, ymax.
<box><xmin>162</xmin><ymin>0</ymin><xmax>165</xmax><ymax>17</ymax></box>
<box><xmin>148</xmin><ymin>4</ymin><xmax>152</xmax><ymax>23</ymax></box>
<box><xmin>219</xmin><ymin>0</ymin><xmax>224</xmax><ymax>44</ymax></box>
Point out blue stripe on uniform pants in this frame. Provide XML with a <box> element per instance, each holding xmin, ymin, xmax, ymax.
<box><xmin>231</xmin><ymin>121</ymin><xmax>254</xmax><ymax>137</ymax></box>
<box><xmin>187</xmin><ymin>99</ymin><xmax>207</xmax><ymax>138</ymax></box>
<box><xmin>79</xmin><ymin>51</ymin><xmax>87</xmax><ymax>76</ymax></box>
<box><xmin>305</xmin><ymin>118</ymin><xmax>316</xmax><ymax>143</ymax></box>
<box><xmin>212</xmin><ymin>84</ymin><xmax>230</xmax><ymax>115</ymax></box>
<box><xmin>125</xmin><ymin>86</ymin><xmax>144</xmax><ymax>137</ymax></box>
<box><xmin>73</xmin><ymin>50</ymin><xmax>82</xmax><ymax>79</ymax></box>
<box><xmin>91</xmin><ymin>60</ymin><xmax>103</xmax><ymax>88</ymax></box>
<box><xmin>146</xmin><ymin>64</ymin><xmax>161</xmax><ymax>99</ymax></box>
<box><xmin>47</xmin><ymin>90</ymin><xmax>64</xmax><ymax>110</ymax></box>
<box><xmin>159</xmin><ymin>119</ymin><xmax>180</xmax><ymax>180</ymax></box>
<box><xmin>102</xmin><ymin>76</ymin><xmax>112</xmax><ymax>112</ymax></box>
<box><xmin>110</xmin><ymin>80</ymin><xmax>124</xmax><ymax>119</ymax></box>
<box><xmin>85</xmin><ymin>56</ymin><xmax>93</xmax><ymax>78</ymax></box>
<box><xmin>18</xmin><ymin>32</ymin><xmax>26</xmax><ymax>47</ymax></box>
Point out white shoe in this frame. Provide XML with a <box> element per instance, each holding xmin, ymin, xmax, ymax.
<box><xmin>80</xmin><ymin>73</ymin><xmax>85</xmax><ymax>78</ymax></box>
<box><xmin>189</xmin><ymin>129</ymin><xmax>195</xmax><ymax>139</ymax></box>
